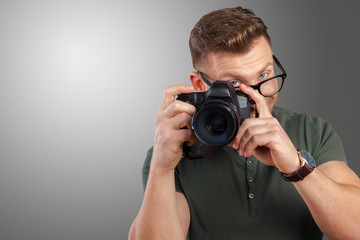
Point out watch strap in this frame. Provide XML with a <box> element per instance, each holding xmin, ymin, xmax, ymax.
<box><xmin>279</xmin><ymin>150</ymin><xmax>315</xmax><ymax>182</ymax></box>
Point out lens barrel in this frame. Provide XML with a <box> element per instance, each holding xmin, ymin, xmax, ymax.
<box><xmin>192</xmin><ymin>100</ymin><xmax>239</xmax><ymax>147</ymax></box>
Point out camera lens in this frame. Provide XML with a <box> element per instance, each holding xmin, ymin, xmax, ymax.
<box><xmin>192</xmin><ymin>101</ymin><xmax>239</xmax><ymax>147</ymax></box>
<box><xmin>206</xmin><ymin>112</ymin><xmax>227</xmax><ymax>135</ymax></box>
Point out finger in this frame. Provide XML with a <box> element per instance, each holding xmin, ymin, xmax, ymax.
<box><xmin>239</xmin><ymin>83</ymin><xmax>272</xmax><ymax>118</ymax></box>
<box><xmin>162</xmin><ymin>100</ymin><xmax>196</xmax><ymax>120</ymax></box>
<box><xmin>177</xmin><ymin>128</ymin><xmax>195</xmax><ymax>145</ymax></box>
<box><xmin>169</xmin><ymin>112</ymin><xmax>193</xmax><ymax>130</ymax></box>
<box><xmin>232</xmin><ymin>118</ymin><xmax>268</xmax><ymax>149</ymax></box>
<box><xmin>238</xmin><ymin>124</ymin><xmax>274</xmax><ymax>156</ymax></box>
<box><xmin>242</xmin><ymin>132</ymin><xmax>273</xmax><ymax>158</ymax></box>
<box><xmin>159</xmin><ymin>84</ymin><xmax>194</xmax><ymax>112</ymax></box>
<box><xmin>170</xmin><ymin>113</ymin><xmax>195</xmax><ymax>145</ymax></box>
<box><xmin>185</xmin><ymin>134</ymin><xmax>197</xmax><ymax>147</ymax></box>
<box><xmin>154</xmin><ymin>113</ymin><xmax>193</xmax><ymax>149</ymax></box>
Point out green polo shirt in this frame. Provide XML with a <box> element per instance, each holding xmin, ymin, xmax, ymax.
<box><xmin>142</xmin><ymin>107</ymin><xmax>346</xmax><ymax>240</ymax></box>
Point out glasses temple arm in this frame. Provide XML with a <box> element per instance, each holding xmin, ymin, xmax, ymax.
<box><xmin>197</xmin><ymin>71</ymin><xmax>213</xmax><ymax>86</ymax></box>
<box><xmin>273</xmin><ymin>55</ymin><xmax>287</xmax><ymax>77</ymax></box>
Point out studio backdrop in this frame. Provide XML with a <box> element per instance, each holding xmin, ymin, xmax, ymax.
<box><xmin>0</xmin><ymin>0</ymin><xmax>359</xmax><ymax>240</ymax></box>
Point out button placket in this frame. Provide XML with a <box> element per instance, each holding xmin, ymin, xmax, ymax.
<box><xmin>246</xmin><ymin>157</ymin><xmax>257</xmax><ymax>217</ymax></box>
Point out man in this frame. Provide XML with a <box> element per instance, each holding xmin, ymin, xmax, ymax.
<box><xmin>129</xmin><ymin>7</ymin><xmax>360</xmax><ymax>240</ymax></box>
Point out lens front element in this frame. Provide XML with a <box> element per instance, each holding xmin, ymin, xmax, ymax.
<box><xmin>192</xmin><ymin>101</ymin><xmax>239</xmax><ymax>147</ymax></box>
<box><xmin>206</xmin><ymin>112</ymin><xmax>227</xmax><ymax>135</ymax></box>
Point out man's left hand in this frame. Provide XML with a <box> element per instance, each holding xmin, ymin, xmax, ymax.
<box><xmin>232</xmin><ymin>83</ymin><xmax>300</xmax><ymax>174</ymax></box>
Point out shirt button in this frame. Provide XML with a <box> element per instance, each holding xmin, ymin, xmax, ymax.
<box><xmin>248</xmin><ymin>176</ymin><xmax>254</xmax><ymax>182</ymax></box>
<box><xmin>246</xmin><ymin>159</ymin><xmax>252</xmax><ymax>166</ymax></box>
<box><xmin>248</xmin><ymin>193</ymin><xmax>255</xmax><ymax>199</ymax></box>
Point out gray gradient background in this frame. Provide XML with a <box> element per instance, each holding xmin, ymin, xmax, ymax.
<box><xmin>0</xmin><ymin>0</ymin><xmax>359</xmax><ymax>240</ymax></box>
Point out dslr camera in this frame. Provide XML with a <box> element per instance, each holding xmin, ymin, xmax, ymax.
<box><xmin>177</xmin><ymin>80</ymin><xmax>250</xmax><ymax>147</ymax></box>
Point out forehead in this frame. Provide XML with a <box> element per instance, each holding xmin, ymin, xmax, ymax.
<box><xmin>202</xmin><ymin>37</ymin><xmax>273</xmax><ymax>80</ymax></box>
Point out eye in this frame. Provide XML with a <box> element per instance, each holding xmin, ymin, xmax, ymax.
<box><xmin>231</xmin><ymin>81</ymin><xmax>240</xmax><ymax>87</ymax></box>
<box><xmin>259</xmin><ymin>73</ymin><xmax>268</xmax><ymax>80</ymax></box>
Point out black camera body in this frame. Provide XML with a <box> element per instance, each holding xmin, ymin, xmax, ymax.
<box><xmin>177</xmin><ymin>80</ymin><xmax>250</xmax><ymax>147</ymax></box>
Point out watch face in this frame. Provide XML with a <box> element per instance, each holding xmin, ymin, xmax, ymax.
<box><xmin>301</xmin><ymin>150</ymin><xmax>316</xmax><ymax>167</ymax></box>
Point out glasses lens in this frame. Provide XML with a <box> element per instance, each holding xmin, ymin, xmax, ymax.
<box><xmin>259</xmin><ymin>77</ymin><xmax>283</xmax><ymax>97</ymax></box>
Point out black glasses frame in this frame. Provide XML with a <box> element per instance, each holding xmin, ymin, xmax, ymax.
<box><xmin>198</xmin><ymin>55</ymin><xmax>287</xmax><ymax>97</ymax></box>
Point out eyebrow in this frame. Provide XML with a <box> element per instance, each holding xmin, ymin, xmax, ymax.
<box><xmin>221</xmin><ymin>62</ymin><xmax>273</xmax><ymax>82</ymax></box>
<box><xmin>254</xmin><ymin>62</ymin><xmax>274</xmax><ymax>77</ymax></box>
<box><xmin>199</xmin><ymin>58</ymin><xmax>275</xmax><ymax>85</ymax></box>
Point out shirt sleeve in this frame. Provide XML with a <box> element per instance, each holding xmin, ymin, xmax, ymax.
<box><xmin>142</xmin><ymin>147</ymin><xmax>185</xmax><ymax>194</ymax></box>
<box><xmin>304</xmin><ymin>115</ymin><xmax>347</xmax><ymax>166</ymax></box>
<box><xmin>141</xmin><ymin>147</ymin><xmax>153</xmax><ymax>191</ymax></box>
<box><xmin>274</xmin><ymin>107</ymin><xmax>346</xmax><ymax>166</ymax></box>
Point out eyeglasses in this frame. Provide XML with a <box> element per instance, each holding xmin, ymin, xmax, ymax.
<box><xmin>198</xmin><ymin>55</ymin><xmax>287</xmax><ymax>97</ymax></box>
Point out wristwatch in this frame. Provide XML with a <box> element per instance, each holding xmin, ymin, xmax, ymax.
<box><xmin>280</xmin><ymin>149</ymin><xmax>316</xmax><ymax>182</ymax></box>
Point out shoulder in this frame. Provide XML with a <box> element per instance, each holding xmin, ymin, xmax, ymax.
<box><xmin>273</xmin><ymin>106</ymin><xmax>346</xmax><ymax>165</ymax></box>
<box><xmin>273</xmin><ymin>106</ymin><xmax>335</xmax><ymax>137</ymax></box>
<box><xmin>273</xmin><ymin>106</ymin><xmax>325</xmax><ymax>126</ymax></box>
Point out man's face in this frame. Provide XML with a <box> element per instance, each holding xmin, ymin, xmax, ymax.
<box><xmin>192</xmin><ymin>36</ymin><xmax>277</xmax><ymax>117</ymax></box>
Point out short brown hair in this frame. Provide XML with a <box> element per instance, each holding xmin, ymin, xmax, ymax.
<box><xmin>189</xmin><ymin>6</ymin><xmax>271</xmax><ymax>68</ymax></box>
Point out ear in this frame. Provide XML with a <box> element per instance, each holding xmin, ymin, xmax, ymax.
<box><xmin>190</xmin><ymin>72</ymin><xmax>209</xmax><ymax>92</ymax></box>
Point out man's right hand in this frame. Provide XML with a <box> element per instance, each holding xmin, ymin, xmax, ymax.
<box><xmin>128</xmin><ymin>84</ymin><xmax>194</xmax><ymax>240</ymax></box>
<box><xmin>151</xmin><ymin>84</ymin><xmax>196</xmax><ymax>172</ymax></box>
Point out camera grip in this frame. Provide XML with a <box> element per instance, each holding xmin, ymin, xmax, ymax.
<box><xmin>182</xmin><ymin>142</ymin><xmax>214</xmax><ymax>160</ymax></box>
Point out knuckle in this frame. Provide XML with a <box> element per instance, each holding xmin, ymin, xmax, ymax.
<box><xmin>179</xmin><ymin>112</ymin><xmax>190</xmax><ymax>121</ymax></box>
<box><xmin>180</xmin><ymin>113</ymin><xmax>192</xmax><ymax>127</ymax></box>
<box><xmin>247</xmin><ymin>136</ymin><xmax>259</xmax><ymax>149</ymax></box>
<box><xmin>252</xmin><ymin>135</ymin><xmax>260</xmax><ymax>143</ymax></box>
<box><xmin>241</xmin><ymin>118</ymin><xmax>251</xmax><ymax>127</ymax></box>
<box><xmin>173</xmin><ymin>100</ymin><xmax>182</xmax><ymax>110</ymax></box>
<box><xmin>163</xmin><ymin>86</ymin><xmax>174</xmax><ymax>98</ymax></box>
<box><xmin>155</xmin><ymin>112</ymin><xmax>165</xmax><ymax>125</ymax></box>
<box><xmin>269</xmin><ymin>117</ymin><xmax>279</xmax><ymax>125</ymax></box>
<box><xmin>246</xmin><ymin>126</ymin><xmax>256</xmax><ymax>136</ymax></box>
<box><xmin>164</xmin><ymin>86</ymin><xmax>171</xmax><ymax>95</ymax></box>
<box><xmin>273</xmin><ymin>131</ymin><xmax>282</xmax><ymax>139</ymax></box>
